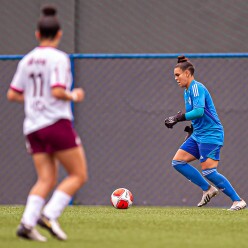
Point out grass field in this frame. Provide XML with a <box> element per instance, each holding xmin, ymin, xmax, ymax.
<box><xmin>0</xmin><ymin>206</ymin><xmax>248</xmax><ymax>248</ymax></box>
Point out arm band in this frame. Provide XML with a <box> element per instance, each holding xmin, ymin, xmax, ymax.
<box><xmin>185</xmin><ymin>108</ymin><xmax>204</xmax><ymax>120</ymax></box>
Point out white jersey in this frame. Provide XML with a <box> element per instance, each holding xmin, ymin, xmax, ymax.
<box><xmin>10</xmin><ymin>47</ymin><xmax>73</xmax><ymax>135</ymax></box>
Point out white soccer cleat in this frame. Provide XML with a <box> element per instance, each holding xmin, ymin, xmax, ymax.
<box><xmin>228</xmin><ymin>199</ymin><xmax>247</xmax><ymax>211</ymax></box>
<box><xmin>197</xmin><ymin>185</ymin><xmax>219</xmax><ymax>207</ymax></box>
<box><xmin>16</xmin><ymin>224</ymin><xmax>47</xmax><ymax>242</ymax></box>
<box><xmin>37</xmin><ymin>215</ymin><xmax>67</xmax><ymax>241</ymax></box>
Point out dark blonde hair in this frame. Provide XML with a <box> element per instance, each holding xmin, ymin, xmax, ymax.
<box><xmin>37</xmin><ymin>5</ymin><xmax>61</xmax><ymax>39</ymax></box>
<box><xmin>175</xmin><ymin>55</ymin><xmax>195</xmax><ymax>75</ymax></box>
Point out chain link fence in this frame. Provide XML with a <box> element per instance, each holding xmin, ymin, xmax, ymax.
<box><xmin>1</xmin><ymin>54</ymin><xmax>247</xmax><ymax>207</ymax></box>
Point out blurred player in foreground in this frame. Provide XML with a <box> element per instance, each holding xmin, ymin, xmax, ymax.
<box><xmin>164</xmin><ymin>55</ymin><xmax>246</xmax><ymax>211</ymax></box>
<box><xmin>7</xmin><ymin>5</ymin><xmax>88</xmax><ymax>241</ymax></box>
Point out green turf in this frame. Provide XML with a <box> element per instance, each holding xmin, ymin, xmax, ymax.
<box><xmin>0</xmin><ymin>206</ymin><xmax>248</xmax><ymax>248</ymax></box>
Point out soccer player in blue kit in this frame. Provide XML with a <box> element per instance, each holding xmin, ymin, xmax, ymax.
<box><xmin>164</xmin><ymin>55</ymin><xmax>246</xmax><ymax>210</ymax></box>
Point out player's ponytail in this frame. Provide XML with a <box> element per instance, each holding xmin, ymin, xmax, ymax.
<box><xmin>42</xmin><ymin>5</ymin><xmax>57</xmax><ymax>17</ymax></box>
<box><xmin>176</xmin><ymin>55</ymin><xmax>195</xmax><ymax>75</ymax></box>
<box><xmin>177</xmin><ymin>55</ymin><xmax>188</xmax><ymax>63</ymax></box>
<box><xmin>37</xmin><ymin>4</ymin><xmax>61</xmax><ymax>40</ymax></box>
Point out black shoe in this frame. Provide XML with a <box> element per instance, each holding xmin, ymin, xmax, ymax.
<box><xmin>16</xmin><ymin>223</ymin><xmax>47</xmax><ymax>242</ymax></box>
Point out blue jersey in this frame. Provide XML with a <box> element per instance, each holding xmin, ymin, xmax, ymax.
<box><xmin>184</xmin><ymin>80</ymin><xmax>224</xmax><ymax>145</ymax></box>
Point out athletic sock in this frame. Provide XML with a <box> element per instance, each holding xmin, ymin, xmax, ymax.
<box><xmin>21</xmin><ymin>195</ymin><xmax>45</xmax><ymax>227</ymax></box>
<box><xmin>172</xmin><ymin>160</ymin><xmax>210</xmax><ymax>191</ymax></box>
<box><xmin>42</xmin><ymin>190</ymin><xmax>71</xmax><ymax>220</ymax></box>
<box><xmin>203</xmin><ymin>168</ymin><xmax>241</xmax><ymax>201</ymax></box>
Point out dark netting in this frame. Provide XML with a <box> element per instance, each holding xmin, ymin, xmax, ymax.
<box><xmin>1</xmin><ymin>56</ymin><xmax>247</xmax><ymax>207</ymax></box>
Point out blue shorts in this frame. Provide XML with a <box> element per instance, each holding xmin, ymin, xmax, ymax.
<box><xmin>180</xmin><ymin>136</ymin><xmax>222</xmax><ymax>163</ymax></box>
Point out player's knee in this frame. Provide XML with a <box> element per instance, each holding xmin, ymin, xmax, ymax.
<box><xmin>79</xmin><ymin>171</ymin><xmax>88</xmax><ymax>185</ymax></box>
<box><xmin>75</xmin><ymin>170</ymin><xmax>88</xmax><ymax>187</ymax></box>
<box><xmin>37</xmin><ymin>177</ymin><xmax>57</xmax><ymax>191</ymax></box>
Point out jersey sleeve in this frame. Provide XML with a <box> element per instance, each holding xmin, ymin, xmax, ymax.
<box><xmin>50</xmin><ymin>55</ymin><xmax>72</xmax><ymax>89</ymax></box>
<box><xmin>191</xmin><ymin>83</ymin><xmax>205</xmax><ymax>108</ymax></box>
<box><xmin>10</xmin><ymin>60</ymin><xmax>25</xmax><ymax>93</ymax></box>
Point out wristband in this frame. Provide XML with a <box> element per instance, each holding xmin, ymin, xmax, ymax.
<box><xmin>176</xmin><ymin>113</ymin><xmax>186</xmax><ymax>122</ymax></box>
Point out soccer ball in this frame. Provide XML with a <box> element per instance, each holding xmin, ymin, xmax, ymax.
<box><xmin>111</xmin><ymin>188</ymin><xmax>133</xmax><ymax>209</ymax></box>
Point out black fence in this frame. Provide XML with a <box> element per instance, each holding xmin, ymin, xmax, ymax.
<box><xmin>1</xmin><ymin>54</ymin><xmax>247</xmax><ymax>207</ymax></box>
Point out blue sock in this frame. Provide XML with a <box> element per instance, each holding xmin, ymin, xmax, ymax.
<box><xmin>172</xmin><ymin>160</ymin><xmax>210</xmax><ymax>191</ymax></box>
<box><xmin>202</xmin><ymin>168</ymin><xmax>241</xmax><ymax>201</ymax></box>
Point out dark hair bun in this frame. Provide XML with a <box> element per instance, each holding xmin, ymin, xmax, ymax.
<box><xmin>42</xmin><ymin>5</ymin><xmax>57</xmax><ymax>16</ymax></box>
<box><xmin>177</xmin><ymin>55</ymin><xmax>188</xmax><ymax>63</ymax></box>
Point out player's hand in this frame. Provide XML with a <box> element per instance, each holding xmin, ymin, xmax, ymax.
<box><xmin>71</xmin><ymin>88</ymin><xmax>85</xmax><ymax>102</ymax></box>
<box><xmin>164</xmin><ymin>111</ymin><xmax>185</xmax><ymax>129</ymax></box>
<box><xmin>164</xmin><ymin>116</ymin><xmax>177</xmax><ymax>128</ymax></box>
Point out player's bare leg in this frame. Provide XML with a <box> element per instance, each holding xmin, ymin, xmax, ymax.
<box><xmin>17</xmin><ymin>154</ymin><xmax>57</xmax><ymax>241</ymax></box>
<box><xmin>55</xmin><ymin>146</ymin><xmax>88</xmax><ymax>195</ymax></box>
<box><xmin>38</xmin><ymin>146</ymin><xmax>88</xmax><ymax>240</ymax></box>
<box><xmin>30</xmin><ymin>154</ymin><xmax>58</xmax><ymax>197</ymax></box>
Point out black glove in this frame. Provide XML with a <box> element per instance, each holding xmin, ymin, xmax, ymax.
<box><xmin>164</xmin><ymin>111</ymin><xmax>186</xmax><ymax>129</ymax></box>
<box><xmin>184</xmin><ymin>125</ymin><xmax>193</xmax><ymax>140</ymax></box>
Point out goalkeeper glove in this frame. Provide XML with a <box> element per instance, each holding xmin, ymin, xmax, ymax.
<box><xmin>164</xmin><ymin>111</ymin><xmax>186</xmax><ymax>129</ymax></box>
<box><xmin>184</xmin><ymin>125</ymin><xmax>193</xmax><ymax>140</ymax></box>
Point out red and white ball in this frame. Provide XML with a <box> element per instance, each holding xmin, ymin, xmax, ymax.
<box><xmin>111</xmin><ymin>188</ymin><xmax>133</xmax><ymax>209</ymax></box>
